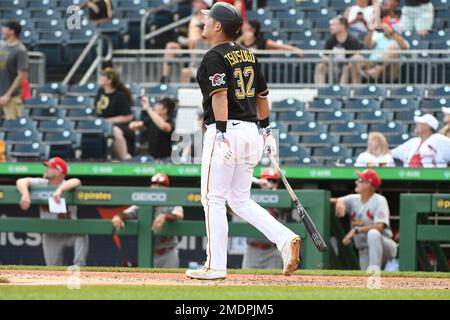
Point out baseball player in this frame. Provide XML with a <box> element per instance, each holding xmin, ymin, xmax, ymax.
<box><xmin>186</xmin><ymin>2</ymin><xmax>301</xmax><ymax>280</ymax></box>
<box><xmin>16</xmin><ymin>157</ymin><xmax>89</xmax><ymax>266</ymax></box>
<box><xmin>330</xmin><ymin>169</ymin><xmax>398</xmax><ymax>271</ymax></box>
<box><xmin>241</xmin><ymin>169</ymin><xmax>288</xmax><ymax>270</ymax></box>
<box><xmin>391</xmin><ymin>114</ymin><xmax>450</xmax><ymax>167</ymax></box>
<box><xmin>111</xmin><ymin>173</ymin><xmax>184</xmax><ymax>268</ymax></box>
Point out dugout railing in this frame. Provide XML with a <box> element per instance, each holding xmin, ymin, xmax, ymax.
<box><xmin>0</xmin><ymin>186</ymin><xmax>330</xmax><ymax>269</ymax></box>
<box><xmin>399</xmin><ymin>193</ymin><xmax>450</xmax><ymax>272</ymax></box>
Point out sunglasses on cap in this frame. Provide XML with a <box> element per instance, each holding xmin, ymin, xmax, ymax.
<box><xmin>357</xmin><ymin>178</ymin><xmax>370</xmax><ymax>184</ymax></box>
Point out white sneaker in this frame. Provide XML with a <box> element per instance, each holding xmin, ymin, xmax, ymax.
<box><xmin>281</xmin><ymin>235</ymin><xmax>302</xmax><ymax>276</ymax></box>
<box><xmin>186</xmin><ymin>267</ymin><xmax>227</xmax><ymax>280</ymax></box>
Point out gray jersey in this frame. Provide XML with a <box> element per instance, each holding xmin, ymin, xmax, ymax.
<box><xmin>28</xmin><ymin>178</ymin><xmax>78</xmax><ymax>220</ymax></box>
<box><xmin>0</xmin><ymin>42</ymin><xmax>28</xmax><ymax>96</ymax></box>
<box><xmin>123</xmin><ymin>205</ymin><xmax>184</xmax><ymax>252</ymax></box>
<box><xmin>342</xmin><ymin>193</ymin><xmax>392</xmax><ymax>249</ymax></box>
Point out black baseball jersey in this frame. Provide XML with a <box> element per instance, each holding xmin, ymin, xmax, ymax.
<box><xmin>197</xmin><ymin>42</ymin><xmax>269</xmax><ymax>125</ymax></box>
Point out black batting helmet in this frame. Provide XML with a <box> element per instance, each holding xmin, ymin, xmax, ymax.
<box><xmin>201</xmin><ymin>2</ymin><xmax>242</xmax><ymax>38</ymax></box>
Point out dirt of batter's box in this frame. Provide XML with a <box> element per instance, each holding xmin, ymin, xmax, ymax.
<box><xmin>0</xmin><ymin>270</ymin><xmax>449</xmax><ymax>290</ymax></box>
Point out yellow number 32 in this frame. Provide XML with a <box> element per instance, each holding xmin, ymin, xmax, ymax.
<box><xmin>234</xmin><ymin>66</ymin><xmax>255</xmax><ymax>99</ymax></box>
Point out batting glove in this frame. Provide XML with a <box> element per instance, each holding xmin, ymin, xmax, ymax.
<box><xmin>216</xmin><ymin>132</ymin><xmax>234</xmax><ymax>163</ymax></box>
<box><xmin>260</xmin><ymin>127</ymin><xmax>277</xmax><ymax>156</ymax></box>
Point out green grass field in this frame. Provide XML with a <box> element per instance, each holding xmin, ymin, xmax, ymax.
<box><xmin>1</xmin><ymin>285</ymin><xmax>449</xmax><ymax>300</ymax></box>
<box><xmin>0</xmin><ymin>266</ymin><xmax>449</xmax><ymax>300</ymax></box>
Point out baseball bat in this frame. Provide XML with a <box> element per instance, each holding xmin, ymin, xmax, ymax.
<box><xmin>267</xmin><ymin>152</ymin><xmax>328</xmax><ymax>252</ymax></box>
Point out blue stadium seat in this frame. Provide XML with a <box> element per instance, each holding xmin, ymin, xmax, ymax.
<box><xmin>329</xmin><ymin>122</ymin><xmax>367</xmax><ymax>135</ymax></box>
<box><xmin>259</xmin><ymin>19</ymin><xmax>281</xmax><ymax>32</ymax></box>
<box><xmin>369</xmin><ymin>122</ymin><xmax>408</xmax><ymax>136</ymax></box>
<box><xmin>38</xmin><ymin>118</ymin><xmax>76</xmax><ymax>132</ymax></box>
<box><xmin>269</xmin><ymin>121</ymin><xmax>289</xmax><ymax>134</ymax></box>
<box><xmin>278</xmin><ymin>132</ymin><xmax>299</xmax><ymax>147</ymax></box>
<box><xmin>341</xmin><ymin>133</ymin><xmax>369</xmax><ymax>148</ymax></box>
<box><xmin>66</xmin><ymin>28</ymin><xmax>96</xmax><ymax>64</ymax></box>
<box><xmin>266</xmin><ymin>0</ymin><xmax>295</xmax><ymax>10</ymax></box>
<box><xmin>59</xmin><ymin>96</ymin><xmax>94</xmax><ymax>109</ymax></box>
<box><xmin>143</xmin><ymin>84</ymin><xmax>177</xmax><ymax>98</ymax></box>
<box><xmin>354</xmin><ymin>110</ymin><xmax>393</xmax><ymax>124</ymax></box>
<box><xmin>29</xmin><ymin>107</ymin><xmax>66</xmax><ymax>120</ymax></box>
<box><xmin>68</xmin><ymin>83</ymin><xmax>99</xmax><ymax>97</ymax></box>
<box><xmin>271</xmin><ymin>98</ymin><xmax>305</xmax><ymax>112</ymax></box>
<box><xmin>20</xmin><ymin>29</ymin><xmax>37</xmax><ymax>48</ymax></box>
<box><xmin>308</xmin><ymin>98</ymin><xmax>343</xmax><ymax>112</ymax></box>
<box><xmin>277</xmin><ymin>110</ymin><xmax>315</xmax><ymax>124</ymax></box>
<box><xmin>329</xmin><ymin>0</ymin><xmax>352</xmax><ymax>11</ymax></box>
<box><xmin>8</xmin><ymin>142</ymin><xmax>50</xmax><ymax>160</ymax></box>
<box><xmin>26</xmin><ymin>0</ymin><xmax>55</xmax><ymax>8</ymax></box>
<box><xmin>24</xmin><ymin>96</ymin><xmax>58</xmax><ymax>108</ymax></box>
<box><xmin>36</xmin><ymin>83</ymin><xmax>68</xmax><ymax>96</ymax></box>
<box><xmin>1</xmin><ymin>8</ymin><xmax>30</xmax><ymax>20</ymax></box>
<box><xmin>430</xmin><ymin>40</ymin><xmax>450</xmax><ymax>50</ymax></box>
<box><xmin>427</xmin><ymin>86</ymin><xmax>450</xmax><ymax>98</ymax></box>
<box><xmin>43</xmin><ymin>130</ymin><xmax>81</xmax><ymax>159</ymax></box>
<box><xmin>290</xmin><ymin>122</ymin><xmax>327</xmax><ymax>135</ymax></box>
<box><xmin>301</xmin><ymin>39</ymin><xmax>325</xmax><ymax>50</ymax></box>
<box><xmin>316</xmin><ymin>110</ymin><xmax>353</xmax><ymax>124</ymax></box>
<box><xmin>421</xmin><ymin>98</ymin><xmax>449</xmax><ymax>112</ymax></box>
<box><xmin>306</xmin><ymin>8</ymin><xmax>337</xmax><ymax>20</ymax></box>
<box><xmin>317</xmin><ymin>85</ymin><xmax>351</xmax><ymax>98</ymax></box>
<box><xmin>29</xmin><ymin>8</ymin><xmax>57</xmax><ymax>19</ymax></box>
<box><xmin>314</xmin><ymin>17</ymin><xmax>332</xmax><ymax>32</ymax></box>
<box><xmin>432</xmin><ymin>0</ymin><xmax>449</xmax><ymax>10</ymax></box>
<box><xmin>352</xmin><ymin>86</ymin><xmax>387</xmax><ymax>98</ymax></box>
<box><xmin>274</xmin><ymin>8</ymin><xmax>304</xmax><ymax>19</ymax></box>
<box><xmin>283</xmin><ymin>19</ymin><xmax>313</xmax><ymax>31</ymax></box>
<box><xmin>343</xmin><ymin>99</ymin><xmax>381</xmax><ymax>112</ymax></box>
<box><xmin>246</xmin><ymin>8</ymin><xmax>273</xmax><ymax>21</ymax></box>
<box><xmin>1</xmin><ymin>117</ymin><xmax>37</xmax><ymax>132</ymax></box>
<box><xmin>312</xmin><ymin>145</ymin><xmax>353</xmax><ymax>164</ymax></box>
<box><xmin>66</xmin><ymin>108</ymin><xmax>96</xmax><ymax>120</ymax></box>
<box><xmin>423</xmin><ymin>30</ymin><xmax>450</xmax><ymax>43</ymax></box>
<box><xmin>34</xmin><ymin>19</ymin><xmax>64</xmax><ymax>31</ymax></box>
<box><xmin>279</xmin><ymin>145</ymin><xmax>310</xmax><ymax>163</ymax></box>
<box><xmin>288</xmin><ymin>29</ymin><xmax>318</xmax><ymax>41</ymax></box>
<box><xmin>35</xmin><ymin>30</ymin><xmax>69</xmax><ymax>65</ymax></box>
<box><xmin>388</xmin><ymin>134</ymin><xmax>411</xmax><ymax>147</ymax></box>
<box><xmin>388</xmin><ymin>86</ymin><xmax>424</xmax><ymax>98</ymax></box>
<box><xmin>301</xmin><ymin>133</ymin><xmax>338</xmax><ymax>147</ymax></box>
<box><xmin>382</xmin><ymin>98</ymin><xmax>420</xmax><ymax>111</ymax></box>
<box><xmin>394</xmin><ymin>110</ymin><xmax>423</xmax><ymax>124</ymax></box>
<box><xmin>298</xmin><ymin>0</ymin><xmax>329</xmax><ymax>10</ymax></box>
<box><xmin>5</xmin><ymin>130</ymin><xmax>42</xmax><ymax>144</ymax></box>
<box><xmin>76</xmin><ymin>119</ymin><xmax>113</xmax><ymax>160</ymax></box>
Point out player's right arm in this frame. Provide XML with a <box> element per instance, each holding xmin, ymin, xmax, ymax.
<box><xmin>112</xmin><ymin>205</ymin><xmax>139</xmax><ymax>230</ymax></box>
<box><xmin>16</xmin><ymin>178</ymin><xmax>31</xmax><ymax>211</ymax></box>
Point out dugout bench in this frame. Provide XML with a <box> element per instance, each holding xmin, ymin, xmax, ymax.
<box><xmin>399</xmin><ymin>193</ymin><xmax>450</xmax><ymax>272</ymax></box>
<box><xmin>0</xmin><ymin>186</ymin><xmax>331</xmax><ymax>269</ymax></box>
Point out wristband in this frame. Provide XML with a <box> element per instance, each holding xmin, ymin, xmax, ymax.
<box><xmin>216</xmin><ymin>121</ymin><xmax>227</xmax><ymax>133</ymax></box>
<box><xmin>259</xmin><ymin>117</ymin><xmax>270</xmax><ymax>128</ymax></box>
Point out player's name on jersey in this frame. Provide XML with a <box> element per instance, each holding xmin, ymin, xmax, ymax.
<box><xmin>224</xmin><ymin>49</ymin><xmax>256</xmax><ymax>66</ymax></box>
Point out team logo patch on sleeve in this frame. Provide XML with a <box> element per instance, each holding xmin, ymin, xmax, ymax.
<box><xmin>209</xmin><ymin>73</ymin><xmax>226</xmax><ymax>87</ymax></box>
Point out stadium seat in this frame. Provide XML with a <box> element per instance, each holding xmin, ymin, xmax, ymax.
<box><xmin>388</xmin><ymin>86</ymin><xmax>424</xmax><ymax>98</ymax></box>
<box><xmin>316</xmin><ymin>110</ymin><xmax>353</xmax><ymax>124</ymax></box>
<box><xmin>38</xmin><ymin>118</ymin><xmax>76</xmax><ymax>132</ymax></box>
<box><xmin>8</xmin><ymin>142</ymin><xmax>50</xmax><ymax>160</ymax></box>
<box><xmin>369</xmin><ymin>122</ymin><xmax>408</xmax><ymax>136</ymax></box>
<box><xmin>34</xmin><ymin>19</ymin><xmax>64</xmax><ymax>31</ymax></box>
<box><xmin>43</xmin><ymin>130</ymin><xmax>81</xmax><ymax>159</ymax></box>
<box><xmin>279</xmin><ymin>145</ymin><xmax>311</xmax><ymax>163</ymax></box>
<box><xmin>278</xmin><ymin>132</ymin><xmax>299</xmax><ymax>147</ymax></box>
<box><xmin>290</xmin><ymin>122</ymin><xmax>327</xmax><ymax>136</ymax></box>
<box><xmin>36</xmin><ymin>83</ymin><xmax>68</xmax><ymax>96</ymax></box>
<box><xmin>288</xmin><ymin>29</ymin><xmax>318</xmax><ymax>41</ymax></box>
<box><xmin>306</xmin><ymin>8</ymin><xmax>337</xmax><ymax>21</ymax></box>
<box><xmin>260</xmin><ymin>19</ymin><xmax>281</xmax><ymax>32</ymax></box>
<box><xmin>308</xmin><ymin>98</ymin><xmax>343</xmax><ymax>112</ymax></box>
<box><xmin>246</xmin><ymin>8</ymin><xmax>273</xmax><ymax>21</ymax></box>
<box><xmin>354</xmin><ymin>110</ymin><xmax>393</xmax><ymax>124</ymax></box>
<box><xmin>1</xmin><ymin>117</ymin><xmax>37</xmax><ymax>132</ymax></box>
<box><xmin>269</xmin><ymin>121</ymin><xmax>289</xmax><ymax>134</ymax></box>
<box><xmin>317</xmin><ymin>85</ymin><xmax>351</xmax><ymax>98</ymax></box>
<box><xmin>283</xmin><ymin>19</ymin><xmax>313</xmax><ymax>31</ymax></box>
<box><xmin>35</xmin><ymin>30</ymin><xmax>69</xmax><ymax>65</ymax></box>
<box><xmin>59</xmin><ymin>96</ymin><xmax>94</xmax><ymax>109</ymax></box>
<box><xmin>266</xmin><ymin>0</ymin><xmax>295</xmax><ymax>10</ymax></box>
<box><xmin>66</xmin><ymin>108</ymin><xmax>96</xmax><ymax>120</ymax></box>
<box><xmin>4</xmin><ymin>130</ymin><xmax>42</xmax><ymax>145</ymax></box>
<box><xmin>76</xmin><ymin>119</ymin><xmax>113</xmax><ymax>160</ymax></box>
<box><xmin>29</xmin><ymin>8</ymin><xmax>57</xmax><ymax>20</ymax></box>
<box><xmin>274</xmin><ymin>8</ymin><xmax>304</xmax><ymax>19</ymax></box>
<box><xmin>301</xmin><ymin>39</ymin><xmax>325</xmax><ymax>50</ymax></box>
<box><xmin>312</xmin><ymin>145</ymin><xmax>353</xmax><ymax>165</ymax></box>
<box><xmin>301</xmin><ymin>133</ymin><xmax>338</xmax><ymax>147</ymax></box>
<box><xmin>343</xmin><ymin>99</ymin><xmax>381</xmax><ymax>112</ymax></box>
<box><xmin>395</xmin><ymin>110</ymin><xmax>423</xmax><ymax>124</ymax></box>
<box><xmin>388</xmin><ymin>133</ymin><xmax>411</xmax><ymax>147</ymax></box>
<box><xmin>329</xmin><ymin>122</ymin><xmax>367</xmax><ymax>135</ymax></box>
<box><xmin>352</xmin><ymin>86</ymin><xmax>387</xmax><ymax>98</ymax></box>
<box><xmin>68</xmin><ymin>83</ymin><xmax>99</xmax><ymax>97</ymax></box>
<box><xmin>24</xmin><ymin>96</ymin><xmax>58</xmax><ymax>108</ymax></box>
<box><xmin>277</xmin><ymin>110</ymin><xmax>315</xmax><ymax>124</ymax></box>
<box><xmin>28</xmin><ymin>107</ymin><xmax>66</xmax><ymax>120</ymax></box>
<box><xmin>421</xmin><ymin>98</ymin><xmax>449</xmax><ymax>112</ymax></box>
<box><xmin>143</xmin><ymin>84</ymin><xmax>177</xmax><ymax>98</ymax></box>
<box><xmin>427</xmin><ymin>86</ymin><xmax>450</xmax><ymax>98</ymax></box>
<box><xmin>340</xmin><ymin>133</ymin><xmax>369</xmax><ymax>148</ymax></box>
<box><xmin>298</xmin><ymin>0</ymin><xmax>329</xmax><ymax>10</ymax></box>
<box><xmin>382</xmin><ymin>98</ymin><xmax>420</xmax><ymax>112</ymax></box>
<box><xmin>271</xmin><ymin>98</ymin><xmax>305</xmax><ymax>112</ymax></box>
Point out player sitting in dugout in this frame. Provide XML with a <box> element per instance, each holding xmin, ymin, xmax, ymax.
<box><xmin>111</xmin><ymin>173</ymin><xmax>184</xmax><ymax>268</ymax></box>
<box><xmin>331</xmin><ymin>169</ymin><xmax>397</xmax><ymax>271</ymax></box>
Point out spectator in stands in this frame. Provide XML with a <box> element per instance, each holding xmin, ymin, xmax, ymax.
<box><xmin>343</xmin><ymin>0</ymin><xmax>376</xmax><ymax>36</ymax></box>
<box><xmin>112</xmin><ymin>173</ymin><xmax>184</xmax><ymax>268</ymax></box>
<box><xmin>161</xmin><ymin>0</ymin><xmax>212</xmax><ymax>83</ymax></box>
<box><xmin>349</xmin><ymin>20</ymin><xmax>409</xmax><ymax>83</ymax></box>
<box><xmin>237</xmin><ymin>20</ymin><xmax>304</xmax><ymax>56</ymax></box>
<box><xmin>80</xmin><ymin>0</ymin><xmax>113</xmax><ymax>25</ymax></box>
<box><xmin>440</xmin><ymin>107</ymin><xmax>450</xmax><ymax>138</ymax></box>
<box><xmin>16</xmin><ymin>157</ymin><xmax>89</xmax><ymax>267</ymax></box>
<box><xmin>314</xmin><ymin>16</ymin><xmax>363</xmax><ymax>84</ymax></box>
<box><xmin>400</xmin><ymin>0</ymin><xmax>434</xmax><ymax>36</ymax></box>
<box><xmin>391</xmin><ymin>114</ymin><xmax>450</xmax><ymax>167</ymax></box>
<box><xmin>380</xmin><ymin>0</ymin><xmax>402</xmax><ymax>32</ymax></box>
<box><xmin>355</xmin><ymin>132</ymin><xmax>395</xmax><ymax>167</ymax></box>
<box><xmin>241</xmin><ymin>169</ymin><xmax>288</xmax><ymax>269</ymax></box>
<box><xmin>0</xmin><ymin>21</ymin><xmax>28</xmax><ymax>120</ymax></box>
<box><xmin>129</xmin><ymin>96</ymin><xmax>176</xmax><ymax>160</ymax></box>
<box><xmin>331</xmin><ymin>169</ymin><xmax>397</xmax><ymax>271</ymax></box>
<box><xmin>95</xmin><ymin>68</ymin><xmax>134</xmax><ymax>160</ymax></box>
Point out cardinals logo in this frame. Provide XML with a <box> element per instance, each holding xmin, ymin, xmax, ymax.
<box><xmin>209</xmin><ymin>73</ymin><xmax>226</xmax><ymax>87</ymax></box>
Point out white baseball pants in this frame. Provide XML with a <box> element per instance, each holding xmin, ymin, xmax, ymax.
<box><xmin>201</xmin><ymin>120</ymin><xmax>296</xmax><ymax>271</ymax></box>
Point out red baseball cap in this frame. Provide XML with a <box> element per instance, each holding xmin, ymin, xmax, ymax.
<box><xmin>261</xmin><ymin>168</ymin><xmax>278</xmax><ymax>180</ymax></box>
<box><xmin>356</xmin><ymin>169</ymin><xmax>381</xmax><ymax>189</ymax></box>
<box><xmin>43</xmin><ymin>157</ymin><xmax>68</xmax><ymax>176</ymax></box>
<box><xmin>151</xmin><ymin>173</ymin><xmax>170</xmax><ymax>186</ymax></box>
